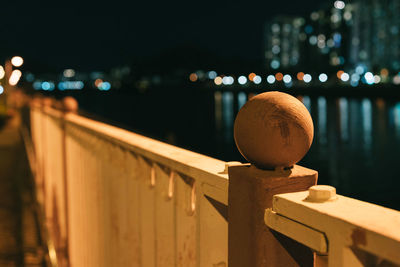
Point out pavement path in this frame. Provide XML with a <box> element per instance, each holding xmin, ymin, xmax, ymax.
<box><xmin>0</xmin><ymin>114</ymin><xmax>46</xmax><ymax>267</ymax></box>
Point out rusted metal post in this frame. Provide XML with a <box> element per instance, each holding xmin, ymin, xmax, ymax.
<box><xmin>228</xmin><ymin>91</ymin><xmax>318</xmax><ymax>267</ymax></box>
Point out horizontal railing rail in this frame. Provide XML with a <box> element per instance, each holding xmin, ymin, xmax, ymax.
<box><xmin>63</xmin><ymin>111</ymin><xmax>229</xmax><ymax>204</ymax></box>
<box><xmin>265</xmin><ymin>188</ymin><xmax>400</xmax><ymax>267</ymax></box>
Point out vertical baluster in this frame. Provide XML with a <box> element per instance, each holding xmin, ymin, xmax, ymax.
<box><xmin>90</xmin><ymin>134</ymin><xmax>105</xmax><ymax>267</ymax></box>
<box><xmin>99</xmin><ymin>137</ymin><xmax>113</xmax><ymax>266</ymax></box>
<box><xmin>65</xmin><ymin>124</ymin><xmax>77</xmax><ymax>266</ymax></box>
<box><xmin>49</xmin><ymin>112</ymin><xmax>67</xmax><ymax>260</ymax></box>
<box><xmin>109</xmin><ymin>144</ymin><xmax>127</xmax><ymax>266</ymax></box>
<box><xmin>77</xmin><ymin>129</ymin><xmax>86</xmax><ymax>266</ymax></box>
<box><xmin>81</xmin><ymin>131</ymin><xmax>89</xmax><ymax>266</ymax></box>
<box><xmin>42</xmin><ymin>106</ymin><xmax>52</xmax><ymax>231</ymax></box>
<box><xmin>175</xmin><ymin>173</ymin><xmax>197</xmax><ymax>267</ymax></box>
<box><xmin>138</xmin><ymin>156</ymin><xmax>156</xmax><ymax>267</ymax></box>
<box><xmin>328</xmin><ymin>238</ymin><xmax>365</xmax><ymax>267</ymax></box>
<box><xmin>33</xmin><ymin>105</ymin><xmax>44</xmax><ymax>205</ymax></box>
<box><xmin>60</xmin><ymin>96</ymin><xmax>77</xmax><ymax>266</ymax></box>
<box><xmin>67</xmin><ymin>125</ymin><xmax>85</xmax><ymax>266</ymax></box>
<box><xmin>124</xmin><ymin>150</ymin><xmax>141</xmax><ymax>265</ymax></box>
<box><xmin>198</xmin><ymin>186</ymin><xmax>228</xmax><ymax>266</ymax></box>
<box><xmin>154</xmin><ymin>165</ymin><xmax>176</xmax><ymax>266</ymax></box>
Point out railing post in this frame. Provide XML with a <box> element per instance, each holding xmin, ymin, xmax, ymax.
<box><xmin>60</xmin><ymin>96</ymin><xmax>78</xmax><ymax>267</ymax></box>
<box><xmin>228</xmin><ymin>91</ymin><xmax>318</xmax><ymax>267</ymax></box>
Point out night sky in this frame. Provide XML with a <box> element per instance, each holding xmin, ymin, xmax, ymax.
<box><xmin>2</xmin><ymin>0</ymin><xmax>327</xmax><ymax>71</ymax></box>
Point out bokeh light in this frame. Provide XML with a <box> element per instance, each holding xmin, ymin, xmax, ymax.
<box><xmin>380</xmin><ymin>68</ymin><xmax>389</xmax><ymax>77</ymax></box>
<box><xmin>319</xmin><ymin>73</ymin><xmax>328</xmax><ymax>82</ymax></box>
<box><xmin>207</xmin><ymin>71</ymin><xmax>217</xmax><ymax>79</ymax></box>
<box><xmin>334</xmin><ymin>0</ymin><xmax>345</xmax><ymax>9</ymax></box>
<box><xmin>189</xmin><ymin>73</ymin><xmax>198</xmax><ymax>82</ymax></box>
<box><xmin>9</xmin><ymin>69</ymin><xmax>22</xmax><ymax>86</ymax></box>
<box><xmin>214</xmin><ymin>76</ymin><xmax>223</xmax><ymax>85</ymax></box>
<box><xmin>248</xmin><ymin>73</ymin><xmax>256</xmax><ymax>81</ymax></box>
<box><xmin>222</xmin><ymin>76</ymin><xmax>234</xmax><ymax>85</ymax></box>
<box><xmin>374</xmin><ymin>75</ymin><xmax>381</xmax><ymax>84</ymax></box>
<box><xmin>337</xmin><ymin>70</ymin><xmax>344</xmax><ymax>79</ymax></box>
<box><xmin>99</xmin><ymin>81</ymin><xmax>111</xmax><ymax>90</ymax></box>
<box><xmin>253</xmin><ymin>75</ymin><xmax>262</xmax><ymax>84</ymax></box>
<box><xmin>11</xmin><ymin>56</ymin><xmax>24</xmax><ymax>67</ymax></box>
<box><xmin>283</xmin><ymin>74</ymin><xmax>292</xmax><ymax>83</ymax></box>
<box><xmin>0</xmin><ymin>66</ymin><xmax>4</xmax><ymax>79</ymax></box>
<box><xmin>267</xmin><ymin>75</ymin><xmax>276</xmax><ymax>84</ymax></box>
<box><xmin>303</xmin><ymin>74</ymin><xmax>312</xmax><ymax>83</ymax></box>
<box><xmin>297</xmin><ymin>72</ymin><xmax>305</xmax><ymax>81</ymax></box>
<box><xmin>95</xmin><ymin>79</ymin><xmax>103</xmax><ymax>87</ymax></box>
<box><xmin>340</xmin><ymin>72</ymin><xmax>350</xmax><ymax>82</ymax></box>
<box><xmin>63</xmin><ymin>69</ymin><xmax>76</xmax><ymax>78</ymax></box>
<box><xmin>238</xmin><ymin>76</ymin><xmax>247</xmax><ymax>85</ymax></box>
<box><xmin>364</xmin><ymin>72</ymin><xmax>374</xmax><ymax>84</ymax></box>
<box><xmin>275</xmin><ymin>72</ymin><xmax>283</xmax><ymax>81</ymax></box>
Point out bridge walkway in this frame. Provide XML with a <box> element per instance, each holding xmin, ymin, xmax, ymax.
<box><xmin>0</xmin><ymin>113</ymin><xmax>46</xmax><ymax>267</ymax></box>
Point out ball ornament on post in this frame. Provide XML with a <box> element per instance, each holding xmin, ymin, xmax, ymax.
<box><xmin>62</xmin><ymin>96</ymin><xmax>78</xmax><ymax>113</ymax></box>
<box><xmin>42</xmin><ymin>97</ymin><xmax>53</xmax><ymax>107</ymax></box>
<box><xmin>234</xmin><ymin>91</ymin><xmax>314</xmax><ymax>170</ymax></box>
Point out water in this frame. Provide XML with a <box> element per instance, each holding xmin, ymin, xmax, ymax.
<box><xmin>59</xmin><ymin>89</ymin><xmax>400</xmax><ymax>210</ymax></box>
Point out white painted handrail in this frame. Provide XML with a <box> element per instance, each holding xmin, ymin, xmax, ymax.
<box><xmin>64</xmin><ymin>112</ymin><xmax>229</xmax><ymax>204</ymax></box>
<box><xmin>265</xmin><ymin>188</ymin><xmax>400</xmax><ymax>267</ymax></box>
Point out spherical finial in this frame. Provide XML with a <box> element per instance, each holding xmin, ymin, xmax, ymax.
<box><xmin>30</xmin><ymin>97</ymin><xmax>42</xmax><ymax>108</ymax></box>
<box><xmin>42</xmin><ymin>97</ymin><xmax>53</xmax><ymax>107</ymax></box>
<box><xmin>234</xmin><ymin>91</ymin><xmax>313</xmax><ymax>169</ymax></box>
<box><xmin>62</xmin><ymin>97</ymin><xmax>78</xmax><ymax>113</ymax></box>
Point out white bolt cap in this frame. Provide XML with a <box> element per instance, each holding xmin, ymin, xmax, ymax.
<box><xmin>308</xmin><ymin>185</ymin><xmax>337</xmax><ymax>202</ymax></box>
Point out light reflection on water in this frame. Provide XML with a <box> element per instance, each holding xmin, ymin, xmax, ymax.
<box><xmin>302</xmin><ymin>95</ymin><xmax>311</xmax><ymax>112</ymax></box>
<box><xmin>338</xmin><ymin>98</ymin><xmax>349</xmax><ymax>142</ymax></box>
<box><xmin>362</xmin><ymin>98</ymin><xmax>372</xmax><ymax>150</ymax></box>
<box><xmin>395</xmin><ymin>103</ymin><xmax>400</xmax><ymax>137</ymax></box>
<box><xmin>214</xmin><ymin>91</ymin><xmax>222</xmax><ymax>132</ymax></box>
<box><xmin>222</xmin><ymin>92</ymin><xmax>234</xmax><ymax>143</ymax></box>
<box><xmin>238</xmin><ymin>92</ymin><xmax>247</xmax><ymax>110</ymax></box>
<box><xmin>317</xmin><ymin>96</ymin><xmax>327</xmax><ymax>145</ymax></box>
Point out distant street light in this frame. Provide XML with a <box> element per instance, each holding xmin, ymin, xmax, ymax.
<box><xmin>9</xmin><ymin>70</ymin><xmax>22</xmax><ymax>86</ymax></box>
<box><xmin>0</xmin><ymin>66</ymin><xmax>4</xmax><ymax>79</ymax></box>
<box><xmin>11</xmin><ymin>56</ymin><xmax>24</xmax><ymax>67</ymax></box>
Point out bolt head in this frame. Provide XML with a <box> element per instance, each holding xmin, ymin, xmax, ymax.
<box><xmin>308</xmin><ymin>185</ymin><xmax>337</xmax><ymax>202</ymax></box>
<box><xmin>234</xmin><ymin>91</ymin><xmax>314</xmax><ymax>169</ymax></box>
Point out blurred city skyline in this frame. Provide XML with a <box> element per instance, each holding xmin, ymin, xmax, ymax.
<box><xmin>264</xmin><ymin>0</ymin><xmax>400</xmax><ymax>75</ymax></box>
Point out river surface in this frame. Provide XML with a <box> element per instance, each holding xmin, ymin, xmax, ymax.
<box><xmin>60</xmin><ymin>88</ymin><xmax>400</xmax><ymax>210</ymax></box>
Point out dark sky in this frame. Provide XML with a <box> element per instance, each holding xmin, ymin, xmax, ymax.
<box><xmin>2</xmin><ymin>0</ymin><xmax>326</xmax><ymax>71</ymax></box>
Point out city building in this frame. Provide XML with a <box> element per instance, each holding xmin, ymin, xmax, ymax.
<box><xmin>349</xmin><ymin>0</ymin><xmax>400</xmax><ymax>72</ymax></box>
<box><xmin>264</xmin><ymin>16</ymin><xmax>305</xmax><ymax>71</ymax></box>
<box><xmin>264</xmin><ymin>0</ymin><xmax>400</xmax><ymax>75</ymax></box>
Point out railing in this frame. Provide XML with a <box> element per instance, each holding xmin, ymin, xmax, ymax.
<box><xmin>30</xmin><ymin>97</ymin><xmax>229</xmax><ymax>267</ymax></box>
<box><xmin>265</xmin><ymin>186</ymin><xmax>400</xmax><ymax>267</ymax></box>
<box><xmin>27</xmin><ymin>92</ymin><xmax>400</xmax><ymax>267</ymax></box>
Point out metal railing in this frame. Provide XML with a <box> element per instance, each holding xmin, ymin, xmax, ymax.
<box><xmin>27</xmin><ymin>92</ymin><xmax>400</xmax><ymax>267</ymax></box>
